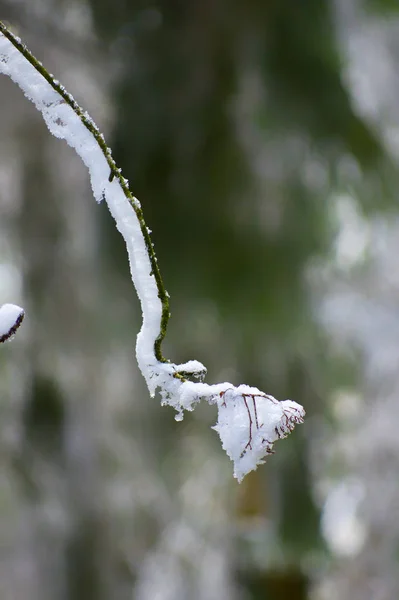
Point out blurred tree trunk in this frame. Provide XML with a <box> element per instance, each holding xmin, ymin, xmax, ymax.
<box><xmin>87</xmin><ymin>1</ymin><xmax>332</xmax><ymax>596</ymax></box>
<box><xmin>11</xmin><ymin>114</ymin><xmax>111</xmax><ymax>600</ymax></box>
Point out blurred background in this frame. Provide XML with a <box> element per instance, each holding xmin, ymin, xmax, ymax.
<box><xmin>0</xmin><ymin>1</ymin><xmax>399</xmax><ymax>599</ymax></box>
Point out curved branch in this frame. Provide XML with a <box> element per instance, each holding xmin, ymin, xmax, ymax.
<box><xmin>0</xmin><ymin>20</ymin><xmax>170</xmax><ymax>363</ymax></box>
<box><xmin>0</xmin><ymin>22</ymin><xmax>305</xmax><ymax>481</ymax></box>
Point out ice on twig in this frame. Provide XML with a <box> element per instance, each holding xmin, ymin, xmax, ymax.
<box><xmin>155</xmin><ymin>374</ymin><xmax>305</xmax><ymax>480</ymax></box>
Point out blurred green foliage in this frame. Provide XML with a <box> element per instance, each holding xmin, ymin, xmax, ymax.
<box><xmin>84</xmin><ymin>0</ymin><xmax>395</xmax><ymax>597</ymax></box>
<box><xmin>365</xmin><ymin>0</ymin><xmax>399</xmax><ymax>13</ymax></box>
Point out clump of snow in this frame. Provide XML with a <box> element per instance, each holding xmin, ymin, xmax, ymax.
<box><xmin>0</xmin><ymin>27</ymin><xmax>306</xmax><ymax>481</ymax></box>
<box><xmin>214</xmin><ymin>390</ymin><xmax>305</xmax><ymax>481</ymax></box>
<box><xmin>0</xmin><ymin>303</ymin><xmax>24</xmax><ymax>342</ymax></box>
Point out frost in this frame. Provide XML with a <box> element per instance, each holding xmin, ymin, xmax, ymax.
<box><xmin>0</xmin><ymin>25</ymin><xmax>306</xmax><ymax>480</ymax></box>
<box><xmin>0</xmin><ymin>303</ymin><xmax>24</xmax><ymax>342</ymax></box>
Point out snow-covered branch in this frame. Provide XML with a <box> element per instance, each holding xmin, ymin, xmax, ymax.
<box><xmin>0</xmin><ymin>22</ymin><xmax>305</xmax><ymax>480</ymax></box>
<box><xmin>0</xmin><ymin>303</ymin><xmax>24</xmax><ymax>343</ymax></box>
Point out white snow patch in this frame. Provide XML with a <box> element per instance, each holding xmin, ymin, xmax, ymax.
<box><xmin>0</xmin><ymin>303</ymin><xmax>24</xmax><ymax>342</ymax></box>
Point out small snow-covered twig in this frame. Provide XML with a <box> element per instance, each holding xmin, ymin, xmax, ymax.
<box><xmin>0</xmin><ymin>22</ymin><xmax>305</xmax><ymax>480</ymax></box>
<box><xmin>0</xmin><ymin>303</ymin><xmax>24</xmax><ymax>343</ymax></box>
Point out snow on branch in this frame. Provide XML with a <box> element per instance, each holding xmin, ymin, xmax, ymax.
<box><xmin>0</xmin><ymin>303</ymin><xmax>24</xmax><ymax>343</ymax></box>
<box><xmin>0</xmin><ymin>22</ymin><xmax>305</xmax><ymax>481</ymax></box>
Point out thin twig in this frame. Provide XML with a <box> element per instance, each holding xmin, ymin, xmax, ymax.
<box><xmin>0</xmin><ymin>20</ymin><xmax>170</xmax><ymax>363</ymax></box>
